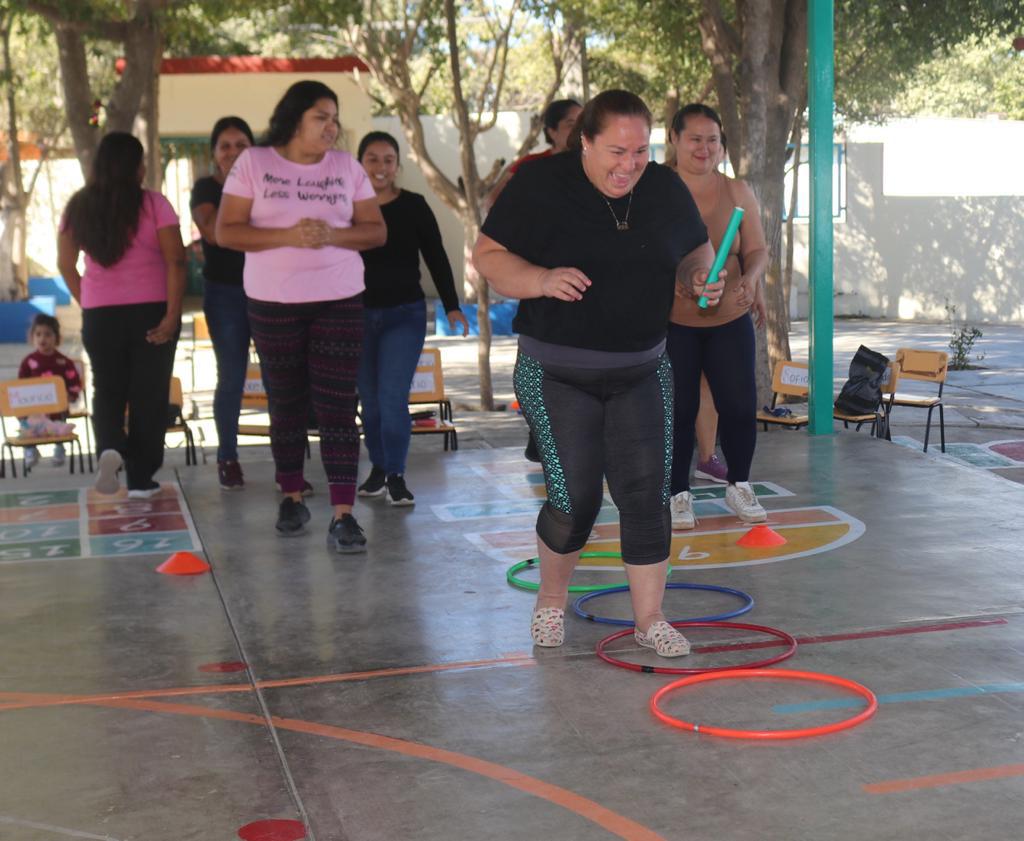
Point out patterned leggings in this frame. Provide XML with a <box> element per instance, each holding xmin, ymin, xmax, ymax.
<box><xmin>513</xmin><ymin>351</ymin><xmax>674</xmax><ymax>565</ymax></box>
<box><xmin>248</xmin><ymin>296</ymin><xmax>364</xmax><ymax>506</ymax></box>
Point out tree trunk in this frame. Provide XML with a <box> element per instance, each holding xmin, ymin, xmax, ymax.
<box><xmin>52</xmin><ymin>4</ymin><xmax>162</xmax><ymax>181</ymax></box>
<box><xmin>132</xmin><ymin>17</ymin><xmax>163</xmax><ymax>191</ymax></box>
<box><xmin>54</xmin><ymin>24</ymin><xmax>99</xmax><ymax>178</ymax></box>
<box><xmin>463</xmin><ymin>217</ymin><xmax>494</xmax><ymax>410</ymax></box>
<box><xmin>0</xmin><ymin>16</ymin><xmax>26</xmax><ymax>300</ymax></box>
<box><xmin>444</xmin><ymin>0</ymin><xmax>494</xmax><ymax>409</ymax></box>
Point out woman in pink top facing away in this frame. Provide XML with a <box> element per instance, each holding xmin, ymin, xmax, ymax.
<box><xmin>57</xmin><ymin>132</ymin><xmax>185</xmax><ymax>498</ymax></box>
<box><xmin>217</xmin><ymin>80</ymin><xmax>386</xmax><ymax>552</ymax></box>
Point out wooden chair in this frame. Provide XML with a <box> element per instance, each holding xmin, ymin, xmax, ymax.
<box><xmin>409</xmin><ymin>347</ymin><xmax>458</xmax><ymax>450</ymax></box>
<box><xmin>66</xmin><ymin>358</ymin><xmax>94</xmax><ymax>472</ymax></box>
<box><xmin>756</xmin><ymin>359</ymin><xmax>899</xmax><ymax>439</ymax></box>
<box><xmin>0</xmin><ymin>375</ymin><xmax>86</xmax><ymax>478</ymax></box>
<box><xmin>757</xmin><ymin>360</ymin><xmax>810</xmax><ymax>431</ymax></box>
<box><xmin>834</xmin><ymin>360</ymin><xmax>900</xmax><ymax>438</ymax></box>
<box><xmin>167</xmin><ymin>376</ymin><xmax>201</xmax><ymax>465</ymax></box>
<box><xmin>886</xmin><ymin>349</ymin><xmax>947</xmax><ymax>452</ymax></box>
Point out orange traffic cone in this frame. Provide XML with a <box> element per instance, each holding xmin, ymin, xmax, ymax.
<box><xmin>156</xmin><ymin>551</ymin><xmax>211</xmax><ymax>575</ymax></box>
<box><xmin>736</xmin><ymin>524</ymin><xmax>787</xmax><ymax>548</ymax></box>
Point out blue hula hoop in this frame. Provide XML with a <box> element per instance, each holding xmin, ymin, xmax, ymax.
<box><xmin>573</xmin><ymin>582</ymin><xmax>754</xmax><ymax>627</ymax></box>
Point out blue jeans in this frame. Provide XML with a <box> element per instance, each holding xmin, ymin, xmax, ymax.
<box><xmin>358</xmin><ymin>300</ymin><xmax>427</xmax><ymax>475</ymax></box>
<box><xmin>203</xmin><ymin>281</ymin><xmax>251</xmax><ymax>462</ymax></box>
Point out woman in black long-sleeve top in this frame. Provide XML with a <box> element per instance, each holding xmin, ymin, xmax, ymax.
<box><xmin>356</xmin><ymin>131</ymin><xmax>469</xmax><ymax>505</ymax></box>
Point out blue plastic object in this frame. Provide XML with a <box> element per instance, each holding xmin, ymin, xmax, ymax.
<box><xmin>572</xmin><ymin>582</ymin><xmax>754</xmax><ymax>627</ymax></box>
<box><xmin>0</xmin><ymin>297</ymin><xmax>57</xmax><ymax>343</ymax></box>
<box><xmin>435</xmin><ymin>299</ymin><xmax>518</xmax><ymax>336</ymax></box>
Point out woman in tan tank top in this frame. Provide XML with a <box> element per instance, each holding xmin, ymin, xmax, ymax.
<box><xmin>665</xmin><ymin>104</ymin><xmax>768</xmax><ymax>530</ymax></box>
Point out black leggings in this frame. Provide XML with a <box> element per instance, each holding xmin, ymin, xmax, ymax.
<box><xmin>667</xmin><ymin>314</ymin><xmax>757</xmax><ymax>494</ymax></box>
<box><xmin>81</xmin><ymin>302</ymin><xmax>178</xmax><ymax>490</ymax></box>
<box><xmin>513</xmin><ymin>352</ymin><xmax>673</xmax><ymax>566</ymax></box>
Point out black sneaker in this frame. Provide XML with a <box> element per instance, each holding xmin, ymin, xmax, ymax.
<box><xmin>524</xmin><ymin>432</ymin><xmax>541</xmax><ymax>463</ymax></box>
<box><xmin>328</xmin><ymin>514</ymin><xmax>367</xmax><ymax>553</ymax></box>
<box><xmin>385</xmin><ymin>473</ymin><xmax>415</xmax><ymax>506</ymax></box>
<box><xmin>357</xmin><ymin>466</ymin><xmax>387</xmax><ymax>497</ymax></box>
<box><xmin>276</xmin><ymin>497</ymin><xmax>311</xmax><ymax>536</ymax></box>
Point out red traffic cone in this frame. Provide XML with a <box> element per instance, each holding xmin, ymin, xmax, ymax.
<box><xmin>736</xmin><ymin>524</ymin><xmax>787</xmax><ymax>548</ymax></box>
<box><xmin>156</xmin><ymin>551</ymin><xmax>210</xmax><ymax>575</ymax></box>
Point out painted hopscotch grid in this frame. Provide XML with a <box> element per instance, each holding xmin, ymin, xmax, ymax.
<box><xmin>432</xmin><ymin>480</ymin><xmax>794</xmax><ymax>525</ymax></box>
<box><xmin>890</xmin><ymin>437</ymin><xmax>1018</xmax><ymax>471</ymax></box>
<box><xmin>0</xmin><ymin>484</ymin><xmax>201</xmax><ymax>564</ymax></box>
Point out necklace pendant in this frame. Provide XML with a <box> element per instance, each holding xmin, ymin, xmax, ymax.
<box><xmin>617</xmin><ymin>221</ymin><xmax>629</xmax><ymax>232</ymax></box>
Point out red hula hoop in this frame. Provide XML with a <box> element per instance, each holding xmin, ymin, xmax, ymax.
<box><xmin>596</xmin><ymin>621</ymin><xmax>798</xmax><ymax>675</ymax></box>
<box><xmin>650</xmin><ymin>668</ymin><xmax>878</xmax><ymax>740</ymax></box>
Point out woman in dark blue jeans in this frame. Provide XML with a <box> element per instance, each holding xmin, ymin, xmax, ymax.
<box><xmin>190</xmin><ymin>116</ymin><xmax>254</xmax><ymax>489</ymax></box>
<box><xmin>357</xmin><ymin>131</ymin><xmax>468</xmax><ymax>505</ymax></box>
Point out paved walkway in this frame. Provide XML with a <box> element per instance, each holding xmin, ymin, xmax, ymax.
<box><xmin>2</xmin><ymin>309</ymin><xmax>1022</xmax><ymax>484</ymax></box>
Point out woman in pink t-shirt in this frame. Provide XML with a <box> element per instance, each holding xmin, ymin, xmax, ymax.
<box><xmin>218</xmin><ymin>80</ymin><xmax>385</xmax><ymax>551</ymax></box>
<box><xmin>57</xmin><ymin>132</ymin><xmax>185</xmax><ymax>498</ymax></box>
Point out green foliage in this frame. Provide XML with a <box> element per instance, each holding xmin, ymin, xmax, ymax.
<box><xmin>890</xmin><ymin>33</ymin><xmax>1024</xmax><ymax>120</ymax></box>
<box><xmin>945</xmin><ymin>300</ymin><xmax>985</xmax><ymax>370</ymax></box>
<box><xmin>0</xmin><ymin>12</ymin><xmax>67</xmax><ymax>145</ymax></box>
<box><xmin>834</xmin><ymin>0</ymin><xmax>1024</xmax><ymax>124</ymax></box>
<box><xmin>578</xmin><ymin>0</ymin><xmax>707</xmax><ymax>116</ymax></box>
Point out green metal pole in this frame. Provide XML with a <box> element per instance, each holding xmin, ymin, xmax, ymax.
<box><xmin>807</xmin><ymin>0</ymin><xmax>834</xmax><ymax>434</ymax></box>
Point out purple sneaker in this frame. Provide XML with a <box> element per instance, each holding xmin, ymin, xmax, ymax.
<box><xmin>694</xmin><ymin>454</ymin><xmax>728</xmax><ymax>484</ymax></box>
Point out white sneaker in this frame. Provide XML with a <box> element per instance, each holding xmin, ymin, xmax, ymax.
<box><xmin>127</xmin><ymin>483</ymin><xmax>162</xmax><ymax>500</ymax></box>
<box><xmin>725</xmin><ymin>482</ymin><xmax>767</xmax><ymax>523</ymax></box>
<box><xmin>52</xmin><ymin>445</ymin><xmax>66</xmax><ymax>468</ymax></box>
<box><xmin>670</xmin><ymin>491</ymin><xmax>697</xmax><ymax>530</ymax></box>
<box><xmin>95</xmin><ymin>449</ymin><xmax>123</xmax><ymax>494</ymax></box>
<box><xmin>23</xmin><ymin>447</ymin><xmax>40</xmax><ymax>470</ymax></box>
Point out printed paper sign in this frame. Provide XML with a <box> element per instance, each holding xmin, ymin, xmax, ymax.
<box><xmin>780</xmin><ymin>365</ymin><xmax>809</xmax><ymax>388</ymax></box>
<box><xmin>8</xmin><ymin>382</ymin><xmax>58</xmax><ymax>410</ymax></box>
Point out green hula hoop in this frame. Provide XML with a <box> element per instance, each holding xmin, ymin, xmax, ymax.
<box><xmin>506</xmin><ymin>553</ymin><xmax>672</xmax><ymax>594</ymax></box>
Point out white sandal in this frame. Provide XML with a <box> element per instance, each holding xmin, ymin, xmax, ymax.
<box><xmin>635</xmin><ymin>620</ymin><xmax>691</xmax><ymax>658</ymax></box>
<box><xmin>531</xmin><ymin>607</ymin><xmax>565</xmax><ymax>647</ymax></box>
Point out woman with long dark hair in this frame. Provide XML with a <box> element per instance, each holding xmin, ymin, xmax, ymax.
<box><xmin>57</xmin><ymin>131</ymin><xmax>185</xmax><ymax>497</ymax></box>
<box><xmin>355</xmin><ymin>130</ymin><xmax>467</xmax><ymax>505</ymax></box>
<box><xmin>217</xmin><ymin>80</ymin><xmax>386</xmax><ymax>552</ymax></box>
<box><xmin>190</xmin><ymin>116</ymin><xmax>255</xmax><ymax>490</ymax></box>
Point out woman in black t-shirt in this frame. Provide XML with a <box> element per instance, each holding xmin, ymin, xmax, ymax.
<box><xmin>474</xmin><ymin>90</ymin><xmax>725</xmax><ymax>657</ymax></box>
<box><xmin>190</xmin><ymin>116</ymin><xmax>254</xmax><ymax>490</ymax></box>
<box><xmin>355</xmin><ymin>131</ymin><xmax>469</xmax><ymax>506</ymax></box>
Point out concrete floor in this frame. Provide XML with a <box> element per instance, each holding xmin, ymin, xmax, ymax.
<box><xmin>2</xmin><ymin>428</ymin><xmax>1024</xmax><ymax>841</ymax></box>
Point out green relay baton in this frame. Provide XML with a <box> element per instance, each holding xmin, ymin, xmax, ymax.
<box><xmin>697</xmin><ymin>206</ymin><xmax>744</xmax><ymax>308</ymax></box>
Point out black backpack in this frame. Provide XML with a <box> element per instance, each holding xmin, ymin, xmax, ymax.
<box><xmin>834</xmin><ymin>345</ymin><xmax>889</xmax><ymax>415</ymax></box>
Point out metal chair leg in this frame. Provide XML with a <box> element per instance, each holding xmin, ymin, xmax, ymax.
<box><xmin>938</xmin><ymin>404</ymin><xmax>945</xmax><ymax>452</ymax></box>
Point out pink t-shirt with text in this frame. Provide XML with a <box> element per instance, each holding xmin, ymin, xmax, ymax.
<box><xmin>223</xmin><ymin>147</ymin><xmax>375</xmax><ymax>303</ymax></box>
<box><xmin>65</xmin><ymin>191</ymin><xmax>179</xmax><ymax>310</ymax></box>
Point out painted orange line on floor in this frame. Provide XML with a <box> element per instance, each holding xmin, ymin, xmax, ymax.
<box><xmin>92</xmin><ymin>696</ymin><xmax>666</xmax><ymax>841</ymax></box>
<box><xmin>864</xmin><ymin>763</ymin><xmax>1024</xmax><ymax>794</ymax></box>
<box><xmin>0</xmin><ymin>655</ymin><xmax>536</xmax><ymax>712</ymax></box>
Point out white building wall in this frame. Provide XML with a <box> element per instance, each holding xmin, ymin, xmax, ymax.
<box><xmin>789</xmin><ymin>118</ymin><xmax>1024</xmax><ymax>324</ymax></box>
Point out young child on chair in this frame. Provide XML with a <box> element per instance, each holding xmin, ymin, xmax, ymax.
<box><xmin>17</xmin><ymin>313</ymin><xmax>82</xmax><ymax>468</ymax></box>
